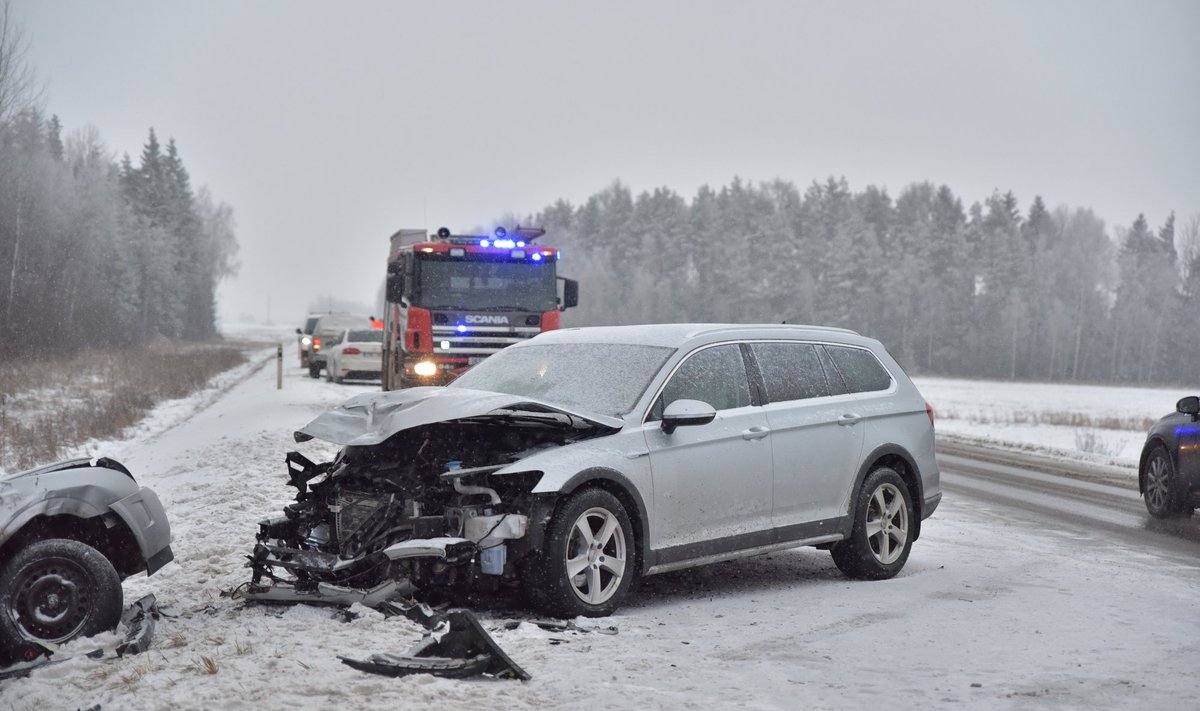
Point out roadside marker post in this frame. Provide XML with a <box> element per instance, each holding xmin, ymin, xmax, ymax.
<box><xmin>277</xmin><ymin>344</ymin><xmax>283</xmax><ymax>390</ymax></box>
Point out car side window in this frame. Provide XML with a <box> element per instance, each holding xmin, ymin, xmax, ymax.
<box><xmin>649</xmin><ymin>344</ymin><xmax>751</xmax><ymax>421</ymax></box>
<box><xmin>825</xmin><ymin>345</ymin><xmax>893</xmax><ymax>393</ymax></box>
<box><xmin>749</xmin><ymin>342</ymin><xmax>830</xmax><ymax>403</ymax></box>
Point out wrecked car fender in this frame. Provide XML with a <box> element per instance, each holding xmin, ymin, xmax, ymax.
<box><xmin>0</xmin><ymin>466</ymin><xmax>140</xmax><ymax>549</ymax></box>
<box><xmin>108</xmin><ymin>487</ymin><xmax>174</xmax><ymax>575</ymax></box>
<box><xmin>491</xmin><ymin>439</ymin><xmax>654</xmax><ymax>554</ymax></box>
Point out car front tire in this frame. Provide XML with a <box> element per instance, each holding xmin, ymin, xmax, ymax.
<box><xmin>1143</xmin><ymin>445</ymin><xmax>1186</xmax><ymax>518</ymax></box>
<box><xmin>526</xmin><ymin>488</ymin><xmax>636</xmax><ymax>618</ymax></box>
<box><xmin>831</xmin><ymin>467</ymin><xmax>914</xmax><ymax>580</ymax></box>
<box><xmin>0</xmin><ymin>538</ymin><xmax>123</xmax><ymax>664</ymax></box>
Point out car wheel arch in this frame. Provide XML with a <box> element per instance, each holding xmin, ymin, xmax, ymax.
<box><xmin>543</xmin><ymin>467</ymin><xmax>650</xmax><ymax>577</ymax></box>
<box><xmin>846</xmin><ymin>445</ymin><xmax>925</xmax><ymax>542</ymax></box>
<box><xmin>0</xmin><ymin>512</ymin><xmax>143</xmax><ymax>579</ymax></box>
<box><xmin>1138</xmin><ymin>436</ymin><xmax>1172</xmax><ymax>494</ymax></box>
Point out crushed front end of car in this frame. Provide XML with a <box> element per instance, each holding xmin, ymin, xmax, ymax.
<box><xmin>241</xmin><ymin>387</ymin><xmax>619</xmax><ymax>611</ymax></box>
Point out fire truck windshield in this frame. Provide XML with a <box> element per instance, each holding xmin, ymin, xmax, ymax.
<box><xmin>414</xmin><ymin>257</ymin><xmax>558</xmax><ymax>312</ymax></box>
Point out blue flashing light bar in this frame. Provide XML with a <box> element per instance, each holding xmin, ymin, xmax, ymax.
<box><xmin>457</xmin><ymin>324</ymin><xmax>468</xmax><ymax>333</ymax></box>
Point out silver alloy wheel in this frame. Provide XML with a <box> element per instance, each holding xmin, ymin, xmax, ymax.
<box><xmin>865</xmin><ymin>482</ymin><xmax>909</xmax><ymax>565</ymax></box>
<box><xmin>1145</xmin><ymin>452</ymin><xmax>1171</xmax><ymax>512</ymax></box>
<box><xmin>564</xmin><ymin>506</ymin><xmax>627</xmax><ymax>605</ymax></box>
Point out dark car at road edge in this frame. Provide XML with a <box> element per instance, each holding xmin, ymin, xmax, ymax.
<box><xmin>1139</xmin><ymin>395</ymin><xmax>1200</xmax><ymax>518</ymax></box>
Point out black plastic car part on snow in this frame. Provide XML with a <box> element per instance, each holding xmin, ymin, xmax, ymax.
<box><xmin>339</xmin><ymin>606</ymin><xmax>530</xmax><ymax>681</ymax></box>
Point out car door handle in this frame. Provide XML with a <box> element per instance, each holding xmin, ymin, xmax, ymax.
<box><xmin>838</xmin><ymin>414</ymin><xmax>863</xmax><ymax>426</ymax></box>
<box><xmin>742</xmin><ymin>426</ymin><xmax>771</xmax><ymax>440</ymax></box>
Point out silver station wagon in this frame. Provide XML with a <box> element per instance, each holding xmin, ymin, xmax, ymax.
<box><xmin>247</xmin><ymin>324</ymin><xmax>941</xmax><ymax>617</ymax></box>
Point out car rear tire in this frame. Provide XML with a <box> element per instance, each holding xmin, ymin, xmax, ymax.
<box><xmin>0</xmin><ymin>538</ymin><xmax>123</xmax><ymax>664</ymax></box>
<box><xmin>525</xmin><ymin>489</ymin><xmax>636</xmax><ymax>618</ymax></box>
<box><xmin>831</xmin><ymin>467</ymin><xmax>914</xmax><ymax>580</ymax></box>
<box><xmin>1143</xmin><ymin>445</ymin><xmax>1187</xmax><ymax>518</ymax></box>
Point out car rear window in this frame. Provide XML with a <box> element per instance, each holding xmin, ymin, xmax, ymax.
<box><xmin>347</xmin><ymin>330</ymin><xmax>383</xmax><ymax>343</ymax></box>
<box><xmin>824</xmin><ymin>345</ymin><xmax>893</xmax><ymax>393</ymax></box>
<box><xmin>749</xmin><ymin>342</ymin><xmax>831</xmax><ymax>402</ymax></box>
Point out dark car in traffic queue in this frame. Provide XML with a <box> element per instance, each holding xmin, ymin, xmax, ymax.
<box><xmin>1138</xmin><ymin>395</ymin><xmax>1200</xmax><ymax>518</ymax></box>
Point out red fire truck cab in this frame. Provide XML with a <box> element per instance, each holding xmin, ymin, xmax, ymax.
<box><xmin>381</xmin><ymin>226</ymin><xmax>579</xmax><ymax>390</ymax></box>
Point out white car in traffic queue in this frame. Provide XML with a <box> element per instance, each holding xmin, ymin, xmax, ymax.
<box><xmin>325</xmin><ymin>328</ymin><xmax>385</xmax><ymax>384</ymax></box>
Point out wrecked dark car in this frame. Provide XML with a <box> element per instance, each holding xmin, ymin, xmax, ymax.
<box><xmin>245</xmin><ymin>324</ymin><xmax>941</xmax><ymax>618</ymax></box>
<box><xmin>0</xmin><ymin>458</ymin><xmax>173</xmax><ymax>665</ymax></box>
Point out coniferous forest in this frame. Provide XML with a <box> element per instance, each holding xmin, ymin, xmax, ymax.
<box><xmin>0</xmin><ymin>7</ymin><xmax>237</xmax><ymax>361</ymax></box>
<box><xmin>0</xmin><ymin>114</ymin><xmax>239</xmax><ymax>359</ymax></box>
<box><xmin>520</xmin><ymin>178</ymin><xmax>1199</xmax><ymax>385</ymax></box>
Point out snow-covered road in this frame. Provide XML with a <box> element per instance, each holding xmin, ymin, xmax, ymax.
<box><xmin>2</xmin><ymin>345</ymin><xmax>1198</xmax><ymax>710</ymax></box>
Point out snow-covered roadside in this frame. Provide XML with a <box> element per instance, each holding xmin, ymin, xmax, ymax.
<box><xmin>2</xmin><ymin>343</ymin><xmax>1198</xmax><ymax>710</ymax></box>
<box><xmin>912</xmin><ymin>376</ymin><xmax>1198</xmax><ymax>474</ymax></box>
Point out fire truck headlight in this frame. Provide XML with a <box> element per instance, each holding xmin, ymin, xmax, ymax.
<box><xmin>414</xmin><ymin>361</ymin><xmax>438</xmax><ymax>377</ymax></box>
<box><xmin>440</xmin><ymin>340</ymin><xmax>451</xmax><ymax>350</ymax></box>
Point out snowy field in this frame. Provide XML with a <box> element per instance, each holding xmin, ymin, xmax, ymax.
<box><xmin>1</xmin><ymin>337</ymin><xmax>1198</xmax><ymax>710</ymax></box>
<box><xmin>912</xmin><ymin>375</ymin><xmax>1199</xmax><ymax>472</ymax></box>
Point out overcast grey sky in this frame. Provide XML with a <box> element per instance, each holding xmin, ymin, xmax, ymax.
<box><xmin>13</xmin><ymin>0</ymin><xmax>1200</xmax><ymax>326</ymax></box>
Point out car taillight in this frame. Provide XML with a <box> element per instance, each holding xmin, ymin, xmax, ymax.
<box><xmin>313</xmin><ymin>338</ymin><xmax>321</xmax><ymax>351</ymax></box>
<box><xmin>343</xmin><ymin>347</ymin><xmax>361</xmax><ymax>355</ymax></box>
<box><xmin>925</xmin><ymin>402</ymin><xmax>936</xmax><ymax>427</ymax></box>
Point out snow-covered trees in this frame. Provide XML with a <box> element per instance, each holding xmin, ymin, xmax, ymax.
<box><xmin>525</xmin><ymin>181</ymin><xmax>1194</xmax><ymax>385</ymax></box>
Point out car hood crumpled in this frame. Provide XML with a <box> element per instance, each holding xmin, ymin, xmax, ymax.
<box><xmin>294</xmin><ymin>386</ymin><xmax>624</xmax><ymax>446</ymax></box>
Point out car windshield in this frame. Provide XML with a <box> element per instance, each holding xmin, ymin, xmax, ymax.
<box><xmin>346</xmin><ymin>330</ymin><xmax>383</xmax><ymax>343</ymax></box>
<box><xmin>449</xmin><ymin>342</ymin><xmax>675</xmax><ymax>416</ymax></box>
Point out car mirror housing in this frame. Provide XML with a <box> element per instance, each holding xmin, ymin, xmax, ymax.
<box><xmin>661</xmin><ymin>398</ymin><xmax>717</xmax><ymax>434</ymax></box>
<box><xmin>1177</xmin><ymin>395</ymin><xmax>1200</xmax><ymax>417</ymax></box>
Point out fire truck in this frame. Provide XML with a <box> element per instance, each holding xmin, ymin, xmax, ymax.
<box><xmin>381</xmin><ymin>226</ymin><xmax>579</xmax><ymax>390</ymax></box>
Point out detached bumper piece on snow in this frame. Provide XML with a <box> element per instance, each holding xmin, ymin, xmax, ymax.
<box><xmin>0</xmin><ymin>594</ymin><xmax>162</xmax><ymax>681</ymax></box>
<box><xmin>339</xmin><ymin>609</ymin><xmax>530</xmax><ymax>681</ymax></box>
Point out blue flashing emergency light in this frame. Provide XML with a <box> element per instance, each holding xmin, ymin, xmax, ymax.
<box><xmin>494</xmin><ymin>238</ymin><xmax>516</xmax><ymax>249</ymax></box>
<box><xmin>457</xmin><ymin>324</ymin><xmax>468</xmax><ymax>333</ymax></box>
<box><xmin>532</xmin><ymin>253</ymin><xmax>543</xmax><ymax>262</ymax></box>
<box><xmin>480</xmin><ymin>239</ymin><xmax>491</xmax><ymax>248</ymax></box>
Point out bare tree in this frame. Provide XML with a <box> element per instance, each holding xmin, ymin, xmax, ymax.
<box><xmin>1178</xmin><ymin>213</ymin><xmax>1200</xmax><ymax>282</ymax></box>
<box><xmin>0</xmin><ymin>1</ymin><xmax>41</xmax><ymax>123</ymax></box>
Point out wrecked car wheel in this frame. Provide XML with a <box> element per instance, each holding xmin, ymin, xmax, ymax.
<box><xmin>830</xmin><ymin>467</ymin><xmax>913</xmax><ymax>580</ymax></box>
<box><xmin>0</xmin><ymin>538</ymin><xmax>123</xmax><ymax>662</ymax></box>
<box><xmin>527</xmin><ymin>489</ymin><xmax>634</xmax><ymax>618</ymax></box>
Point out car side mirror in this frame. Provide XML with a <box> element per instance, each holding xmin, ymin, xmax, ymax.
<box><xmin>1177</xmin><ymin>395</ymin><xmax>1200</xmax><ymax>417</ymax></box>
<box><xmin>661</xmin><ymin>399</ymin><xmax>717</xmax><ymax>434</ymax></box>
<box><xmin>295</xmin><ymin>328</ymin><xmax>302</xmax><ymax>335</ymax></box>
<box><xmin>386</xmin><ymin>262</ymin><xmax>405</xmax><ymax>303</ymax></box>
<box><xmin>558</xmin><ymin>277</ymin><xmax>579</xmax><ymax>310</ymax></box>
